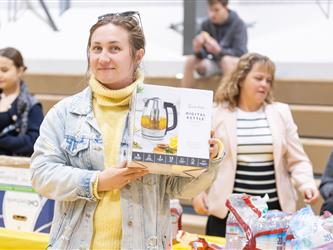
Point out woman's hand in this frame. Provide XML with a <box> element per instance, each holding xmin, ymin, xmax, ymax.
<box><xmin>209</xmin><ymin>131</ymin><xmax>221</xmax><ymax>159</ymax></box>
<box><xmin>303</xmin><ymin>187</ymin><xmax>320</xmax><ymax>204</ymax></box>
<box><xmin>192</xmin><ymin>192</ymin><xmax>209</xmax><ymax>215</ymax></box>
<box><xmin>97</xmin><ymin>160</ymin><xmax>149</xmax><ymax>191</ymax></box>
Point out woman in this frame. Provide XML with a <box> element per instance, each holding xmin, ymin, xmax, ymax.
<box><xmin>0</xmin><ymin>47</ymin><xmax>43</xmax><ymax>156</ymax></box>
<box><xmin>192</xmin><ymin>52</ymin><xmax>319</xmax><ymax>237</ymax></box>
<box><xmin>31</xmin><ymin>12</ymin><xmax>222</xmax><ymax>249</ymax></box>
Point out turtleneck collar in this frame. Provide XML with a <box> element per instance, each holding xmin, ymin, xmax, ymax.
<box><xmin>89</xmin><ymin>70</ymin><xmax>144</xmax><ymax>107</ymax></box>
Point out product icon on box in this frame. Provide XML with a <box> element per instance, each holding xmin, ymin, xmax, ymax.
<box><xmin>129</xmin><ymin>84</ymin><xmax>214</xmax><ymax>177</ymax></box>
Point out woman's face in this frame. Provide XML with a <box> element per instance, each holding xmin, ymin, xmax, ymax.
<box><xmin>239</xmin><ymin>62</ymin><xmax>273</xmax><ymax>109</ymax></box>
<box><xmin>89</xmin><ymin>23</ymin><xmax>139</xmax><ymax>89</ymax></box>
<box><xmin>0</xmin><ymin>56</ymin><xmax>23</xmax><ymax>93</ymax></box>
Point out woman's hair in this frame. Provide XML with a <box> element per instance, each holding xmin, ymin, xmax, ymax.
<box><xmin>86</xmin><ymin>13</ymin><xmax>145</xmax><ymax>72</ymax></box>
<box><xmin>215</xmin><ymin>52</ymin><xmax>276</xmax><ymax>109</ymax></box>
<box><xmin>0</xmin><ymin>47</ymin><xmax>27</xmax><ymax>71</ymax></box>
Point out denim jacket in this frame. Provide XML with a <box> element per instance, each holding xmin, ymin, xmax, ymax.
<box><xmin>31</xmin><ymin>87</ymin><xmax>221</xmax><ymax>250</ymax></box>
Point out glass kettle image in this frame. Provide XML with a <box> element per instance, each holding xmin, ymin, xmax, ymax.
<box><xmin>141</xmin><ymin>97</ymin><xmax>177</xmax><ymax>140</ymax></box>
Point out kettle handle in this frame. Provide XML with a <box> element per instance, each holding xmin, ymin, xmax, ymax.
<box><xmin>164</xmin><ymin>102</ymin><xmax>177</xmax><ymax>133</ymax></box>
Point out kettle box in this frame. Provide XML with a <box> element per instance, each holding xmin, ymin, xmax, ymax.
<box><xmin>129</xmin><ymin>84</ymin><xmax>213</xmax><ymax>177</ymax></box>
<box><xmin>0</xmin><ymin>156</ymin><xmax>54</xmax><ymax>233</ymax></box>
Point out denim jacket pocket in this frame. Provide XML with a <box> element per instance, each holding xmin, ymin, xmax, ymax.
<box><xmin>61</xmin><ymin>135</ymin><xmax>91</xmax><ymax>169</ymax></box>
<box><xmin>62</xmin><ymin>135</ymin><xmax>90</xmax><ymax>156</ymax></box>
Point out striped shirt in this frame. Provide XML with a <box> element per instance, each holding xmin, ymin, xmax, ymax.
<box><xmin>233</xmin><ymin>107</ymin><xmax>281</xmax><ymax>210</ymax></box>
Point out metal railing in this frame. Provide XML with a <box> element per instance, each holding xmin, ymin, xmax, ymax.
<box><xmin>6</xmin><ymin>0</ymin><xmax>71</xmax><ymax>31</ymax></box>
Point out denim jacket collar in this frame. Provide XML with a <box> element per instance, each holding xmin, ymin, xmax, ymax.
<box><xmin>68</xmin><ymin>87</ymin><xmax>101</xmax><ymax>135</ymax></box>
<box><xmin>69</xmin><ymin>87</ymin><xmax>93</xmax><ymax>116</ymax></box>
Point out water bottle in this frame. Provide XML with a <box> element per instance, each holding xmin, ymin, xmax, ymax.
<box><xmin>225</xmin><ymin>213</ymin><xmax>246</xmax><ymax>249</ymax></box>
<box><xmin>276</xmin><ymin>234</ymin><xmax>285</xmax><ymax>250</ymax></box>
<box><xmin>170</xmin><ymin>199</ymin><xmax>183</xmax><ymax>241</ymax></box>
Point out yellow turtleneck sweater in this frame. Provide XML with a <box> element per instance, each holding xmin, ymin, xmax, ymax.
<box><xmin>89</xmin><ymin>72</ymin><xmax>142</xmax><ymax>250</ymax></box>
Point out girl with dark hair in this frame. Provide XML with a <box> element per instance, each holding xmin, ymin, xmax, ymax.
<box><xmin>0</xmin><ymin>47</ymin><xmax>43</xmax><ymax>156</ymax></box>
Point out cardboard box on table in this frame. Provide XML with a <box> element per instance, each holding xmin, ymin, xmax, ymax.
<box><xmin>129</xmin><ymin>84</ymin><xmax>214</xmax><ymax>177</ymax></box>
<box><xmin>0</xmin><ymin>156</ymin><xmax>54</xmax><ymax>233</ymax></box>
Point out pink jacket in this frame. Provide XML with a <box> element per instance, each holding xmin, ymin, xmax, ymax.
<box><xmin>207</xmin><ymin>102</ymin><xmax>317</xmax><ymax>219</ymax></box>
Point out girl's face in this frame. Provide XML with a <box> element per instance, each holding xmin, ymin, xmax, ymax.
<box><xmin>0</xmin><ymin>56</ymin><xmax>23</xmax><ymax>93</ymax></box>
<box><xmin>89</xmin><ymin>23</ymin><xmax>142</xmax><ymax>90</ymax></box>
<box><xmin>239</xmin><ymin>62</ymin><xmax>273</xmax><ymax>110</ymax></box>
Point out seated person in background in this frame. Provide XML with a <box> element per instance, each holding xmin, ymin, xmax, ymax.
<box><xmin>181</xmin><ymin>0</ymin><xmax>248</xmax><ymax>88</ymax></box>
<box><xmin>192</xmin><ymin>52</ymin><xmax>319</xmax><ymax>237</ymax></box>
<box><xmin>0</xmin><ymin>47</ymin><xmax>43</xmax><ymax>156</ymax></box>
<box><xmin>319</xmin><ymin>151</ymin><xmax>333</xmax><ymax>214</ymax></box>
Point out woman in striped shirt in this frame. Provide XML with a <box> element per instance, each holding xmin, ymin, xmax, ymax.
<box><xmin>192</xmin><ymin>52</ymin><xmax>319</xmax><ymax>237</ymax></box>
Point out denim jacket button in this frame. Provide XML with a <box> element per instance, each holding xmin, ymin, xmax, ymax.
<box><xmin>146</xmin><ymin>236</ymin><xmax>157</xmax><ymax>247</ymax></box>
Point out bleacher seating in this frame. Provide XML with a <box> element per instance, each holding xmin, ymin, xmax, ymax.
<box><xmin>23</xmin><ymin>73</ymin><xmax>333</xmax><ymax>235</ymax></box>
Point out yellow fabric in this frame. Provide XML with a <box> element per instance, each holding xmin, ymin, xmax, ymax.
<box><xmin>173</xmin><ymin>235</ymin><xmax>225</xmax><ymax>250</ymax></box>
<box><xmin>0</xmin><ymin>227</ymin><xmax>224</xmax><ymax>250</ymax></box>
<box><xmin>93</xmin><ymin>172</ymin><xmax>101</xmax><ymax>200</ymax></box>
<box><xmin>0</xmin><ymin>228</ymin><xmax>48</xmax><ymax>250</ymax></box>
<box><xmin>89</xmin><ymin>72</ymin><xmax>141</xmax><ymax>250</ymax></box>
<box><xmin>89</xmin><ymin>71</ymin><xmax>143</xmax><ymax>107</ymax></box>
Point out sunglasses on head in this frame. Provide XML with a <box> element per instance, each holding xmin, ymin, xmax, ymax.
<box><xmin>98</xmin><ymin>11</ymin><xmax>139</xmax><ymax>21</ymax></box>
<box><xmin>97</xmin><ymin>11</ymin><xmax>143</xmax><ymax>32</ymax></box>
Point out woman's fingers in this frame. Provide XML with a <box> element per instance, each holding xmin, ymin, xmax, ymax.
<box><xmin>304</xmin><ymin>188</ymin><xmax>319</xmax><ymax>204</ymax></box>
<box><xmin>208</xmin><ymin>138</ymin><xmax>219</xmax><ymax>159</ymax></box>
<box><xmin>99</xmin><ymin>162</ymin><xmax>149</xmax><ymax>190</ymax></box>
<box><xmin>127</xmin><ymin>169</ymin><xmax>148</xmax><ymax>180</ymax></box>
<box><xmin>121</xmin><ymin>161</ymin><xmax>149</xmax><ymax>183</ymax></box>
<box><xmin>127</xmin><ymin>161</ymin><xmax>147</xmax><ymax>169</ymax></box>
<box><xmin>119</xmin><ymin>170</ymin><xmax>148</xmax><ymax>188</ymax></box>
<box><xmin>123</xmin><ymin>167</ymin><xmax>148</xmax><ymax>176</ymax></box>
<box><xmin>192</xmin><ymin>193</ymin><xmax>209</xmax><ymax>215</ymax></box>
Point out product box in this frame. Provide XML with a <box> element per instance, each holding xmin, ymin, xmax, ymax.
<box><xmin>0</xmin><ymin>156</ymin><xmax>54</xmax><ymax>233</ymax></box>
<box><xmin>129</xmin><ymin>84</ymin><xmax>213</xmax><ymax>177</ymax></box>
